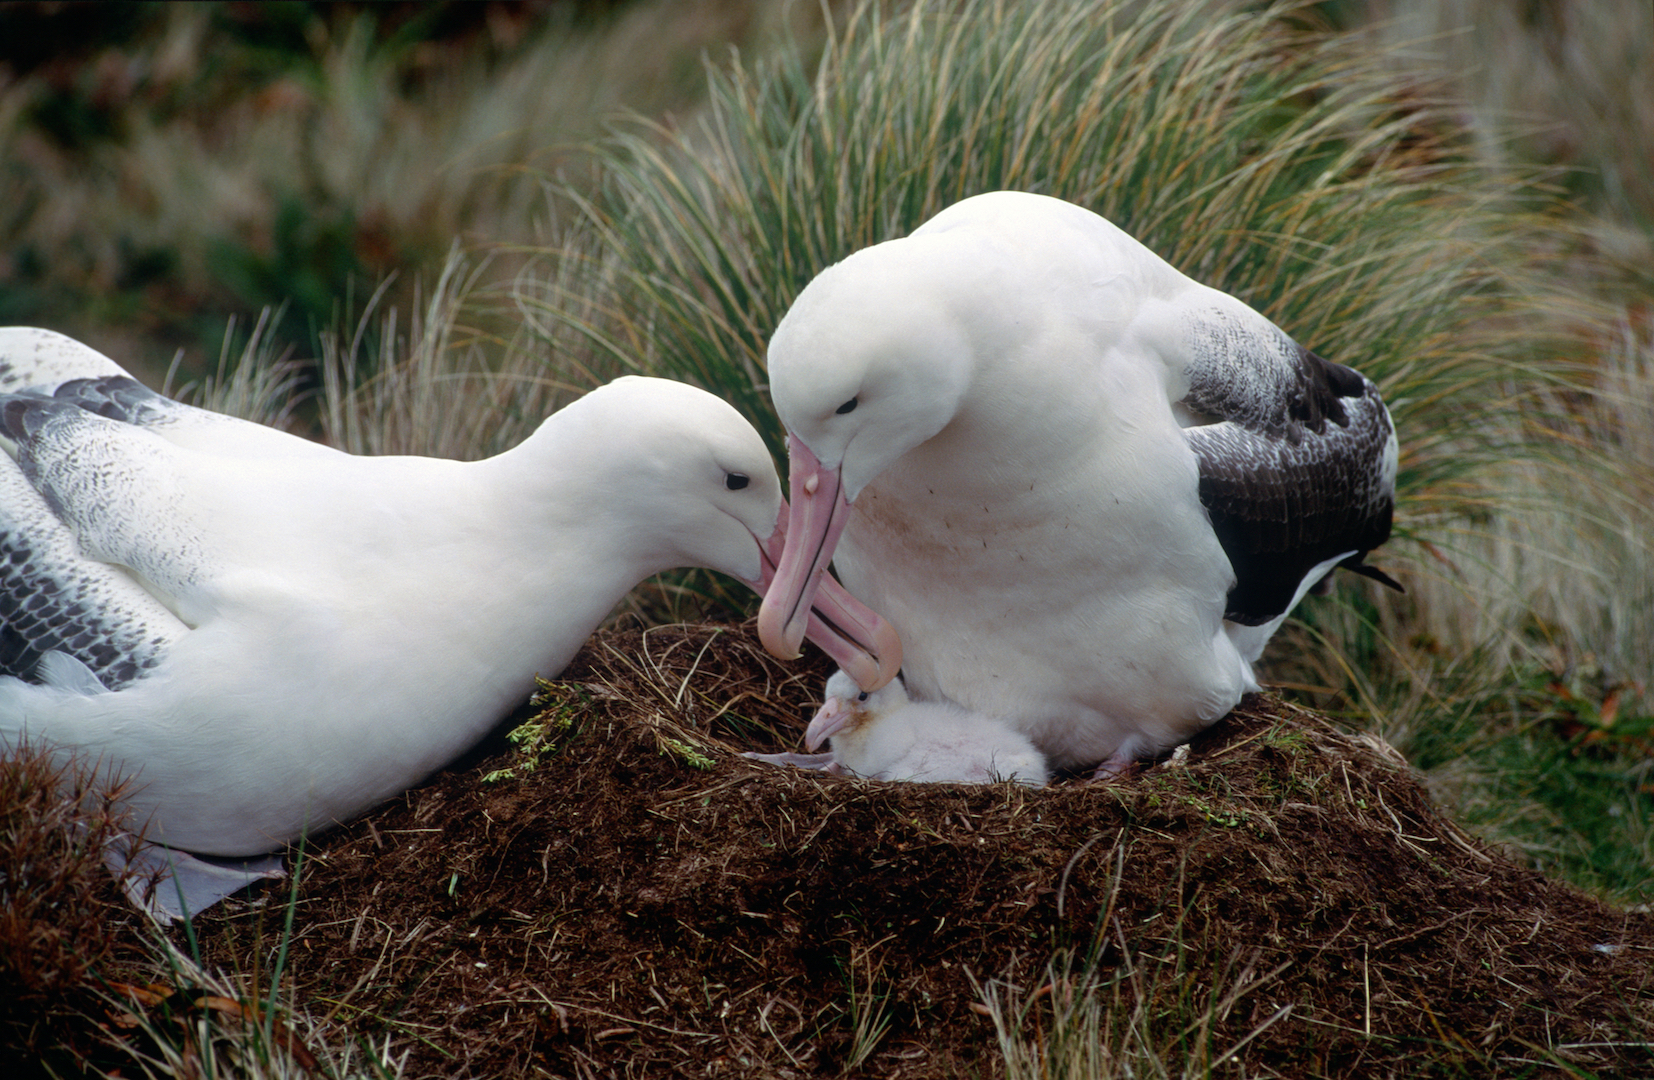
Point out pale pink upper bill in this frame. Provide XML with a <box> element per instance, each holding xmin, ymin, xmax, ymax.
<box><xmin>756</xmin><ymin>436</ymin><xmax>901</xmax><ymax>692</ymax></box>
<box><xmin>750</xmin><ymin>482</ymin><xmax>901</xmax><ymax>693</ymax></box>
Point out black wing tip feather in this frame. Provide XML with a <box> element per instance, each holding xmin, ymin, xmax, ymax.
<box><xmin>1284</xmin><ymin>348</ymin><xmax>1372</xmax><ymax>436</ymax></box>
<box><xmin>1311</xmin><ymin>351</ymin><xmax>1368</xmax><ymax>399</ymax></box>
<box><xmin>1339</xmin><ymin>554</ymin><xmax>1404</xmax><ymax>593</ymax></box>
<box><xmin>1221</xmin><ymin>549</ymin><xmax>1403</xmax><ymax>626</ymax></box>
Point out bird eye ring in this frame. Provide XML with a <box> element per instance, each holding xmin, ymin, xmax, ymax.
<box><xmin>725</xmin><ymin>473</ymin><xmax>750</xmax><ymax>490</ymax></box>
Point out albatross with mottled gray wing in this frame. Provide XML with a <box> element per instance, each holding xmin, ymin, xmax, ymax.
<box><xmin>756</xmin><ymin>191</ymin><xmax>1398</xmax><ymax>775</ymax></box>
<box><xmin>0</xmin><ymin>328</ymin><xmax>900</xmax><ymax>918</ymax></box>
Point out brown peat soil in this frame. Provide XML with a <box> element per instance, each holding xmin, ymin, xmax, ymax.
<box><xmin>7</xmin><ymin>622</ymin><xmax>1653</xmax><ymax>1077</ymax></box>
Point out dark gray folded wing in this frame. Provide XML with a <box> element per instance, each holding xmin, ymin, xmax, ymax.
<box><xmin>1180</xmin><ymin>313</ymin><xmax>1398</xmax><ymax>626</ymax></box>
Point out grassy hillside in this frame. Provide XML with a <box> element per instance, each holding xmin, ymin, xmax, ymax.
<box><xmin>0</xmin><ymin>0</ymin><xmax>830</xmax><ymax>372</ymax></box>
<box><xmin>2</xmin><ymin>0</ymin><xmax>1651</xmax><ymax>1074</ymax></box>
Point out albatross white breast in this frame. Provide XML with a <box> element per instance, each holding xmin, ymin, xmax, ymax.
<box><xmin>0</xmin><ymin>327</ymin><xmax>898</xmax><ymax>914</ymax></box>
<box><xmin>756</xmin><ymin>191</ymin><xmax>1398</xmax><ymax>773</ymax></box>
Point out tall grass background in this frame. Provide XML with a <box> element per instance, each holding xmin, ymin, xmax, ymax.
<box><xmin>0</xmin><ymin>1</ymin><xmax>831</xmax><ymax>365</ymax></box>
<box><xmin>12</xmin><ymin>0</ymin><xmax>1649</xmax><ymax>896</ymax></box>
<box><xmin>144</xmin><ymin>0</ymin><xmax>1654</xmax><ymax>905</ymax></box>
<box><xmin>507</xmin><ymin>0</ymin><xmax>1653</xmax><ymax>901</ymax></box>
<box><xmin>3</xmin><ymin>0</ymin><xmax>1651</xmax><ymax>1073</ymax></box>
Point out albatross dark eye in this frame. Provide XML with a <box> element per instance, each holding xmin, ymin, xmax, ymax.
<box><xmin>836</xmin><ymin>397</ymin><xmax>859</xmax><ymax>415</ymax></box>
<box><xmin>725</xmin><ymin>472</ymin><xmax>750</xmax><ymax>491</ymax></box>
<box><xmin>857</xmin><ymin>691</ymin><xmax>869</xmax><ymax>702</ymax></box>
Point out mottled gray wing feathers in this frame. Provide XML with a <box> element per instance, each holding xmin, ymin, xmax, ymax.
<box><xmin>42</xmin><ymin>375</ymin><xmax>182</xmax><ymax>427</ymax></box>
<box><xmin>1182</xmin><ymin>309</ymin><xmax>1366</xmax><ymax>439</ymax></box>
<box><xmin>2</xmin><ymin>393</ymin><xmax>206</xmax><ymax>601</ymax></box>
<box><xmin>0</xmin><ymin>329</ymin><xmax>248</xmax><ymax>446</ymax></box>
<box><xmin>1180</xmin><ymin>310</ymin><xmax>1399</xmax><ymax>625</ymax></box>
<box><xmin>0</xmin><ymin>462</ymin><xmax>183</xmax><ymax>689</ymax></box>
<box><xmin>0</xmin><ymin>326</ymin><xmax>129</xmax><ymax>393</ymax></box>
<box><xmin>0</xmin><ymin>327</ymin><xmax>294</xmax><ymax>693</ymax></box>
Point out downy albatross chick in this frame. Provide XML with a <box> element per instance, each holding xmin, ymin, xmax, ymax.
<box><xmin>0</xmin><ymin>327</ymin><xmax>899</xmax><ymax>917</ymax></box>
<box><xmin>757</xmin><ymin>191</ymin><xmax>1398</xmax><ymax>774</ymax></box>
<box><xmin>747</xmin><ymin>669</ymin><xmax>1048</xmax><ymax>785</ymax></box>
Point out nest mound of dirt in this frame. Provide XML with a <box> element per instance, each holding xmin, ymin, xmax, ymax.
<box><xmin>65</xmin><ymin>624</ymin><xmax>1654</xmax><ymax>1075</ymax></box>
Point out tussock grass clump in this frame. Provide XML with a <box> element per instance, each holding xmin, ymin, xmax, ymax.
<box><xmin>512</xmin><ymin>0</ymin><xmax>1612</xmax><ymax>648</ymax></box>
<box><xmin>0</xmin><ymin>743</ymin><xmax>131</xmax><ymax>1066</ymax></box>
<box><xmin>973</xmin><ymin>932</ymin><xmax>1294</xmax><ymax>1080</ymax></box>
<box><xmin>1355</xmin><ymin>0</ymin><xmax>1654</xmax><ymax>259</ymax></box>
<box><xmin>503</xmin><ymin>0</ymin><xmax>1651</xmax><ymax>898</ymax></box>
<box><xmin>96</xmin><ymin>935</ymin><xmax>407</xmax><ymax>1080</ymax></box>
<box><xmin>0</xmin><ymin>0</ymin><xmax>830</xmax><ymax>366</ymax></box>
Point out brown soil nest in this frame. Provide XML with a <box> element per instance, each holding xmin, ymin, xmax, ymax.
<box><xmin>15</xmin><ymin>621</ymin><xmax>1654</xmax><ymax>1077</ymax></box>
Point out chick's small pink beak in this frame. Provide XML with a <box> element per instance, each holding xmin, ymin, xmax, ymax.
<box><xmin>805</xmin><ymin>697</ymin><xmax>852</xmax><ymax>752</ymax></box>
<box><xmin>756</xmin><ymin>436</ymin><xmax>900</xmax><ymax>691</ymax></box>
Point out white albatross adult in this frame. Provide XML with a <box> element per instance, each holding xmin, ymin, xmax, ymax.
<box><xmin>756</xmin><ymin>191</ymin><xmax>1398</xmax><ymax>774</ymax></box>
<box><xmin>746</xmin><ymin>668</ymin><xmax>1048</xmax><ymax>785</ymax></box>
<box><xmin>0</xmin><ymin>327</ymin><xmax>899</xmax><ymax>917</ymax></box>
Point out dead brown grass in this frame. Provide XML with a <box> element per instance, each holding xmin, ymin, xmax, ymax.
<box><xmin>0</xmin><ymin>743</ymin><xmax>134</xmax><ymax>1073</ymax></box>
<box><xmin>9</xmin><ymin>622</ymin><xmax>1654</xmax><ymax>1076</ymax></box>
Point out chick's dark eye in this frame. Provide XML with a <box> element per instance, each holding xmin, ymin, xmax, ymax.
<box><xmin>836</xmin><ymin>397</ymin><xmax>858</xmax><ymax>415</ymax></box>
<box><xmin>725</xmin><ymin>472</ymin><xmax>750</xmax><ymax>491</ymax></box>
<box><xmin>857</xmin><ymin>691</ymin><xmax>869</xmax><ymax>702</ymax></box>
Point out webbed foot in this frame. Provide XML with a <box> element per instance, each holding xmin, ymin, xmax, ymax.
<box><xmin>108</xmin><ymin>835</ymin><xmax>286</xmax><ymax>922</ymax></box>
<box><xmin>742</xmin><ymin>750</ymin><xmax>845</xmax><ymax>775</ymax></box>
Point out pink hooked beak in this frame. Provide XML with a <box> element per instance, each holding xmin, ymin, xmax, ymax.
<box><xmin>803</xmin><ymin>695</ymin><xmax>855</xmax><ymax>752</ymax></box>
<box><xmin>746</xmin><ymin>485</ymin><xmax>901</xmax><ymax>693</ymax></box>
<box><xmin>756</xmin><ymin>436</ymin><xmax>900</xmax><ymax>691</ymax></box>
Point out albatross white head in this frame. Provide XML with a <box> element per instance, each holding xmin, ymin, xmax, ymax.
<box><xmin>575</xmin><ymin>377</ymin><xmax>902</xmax><ymax>689</ymax></box>
<box><xmin>755</xmin><ymin>239</ymin><xmax>978</xmax><ymax>681</ymax></box>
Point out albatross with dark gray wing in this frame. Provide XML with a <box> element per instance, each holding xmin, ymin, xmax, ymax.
<box><xmin>756</xmin><ymin>191</ymin><xmax>1398</xmax><ymax>775</ymax></box>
